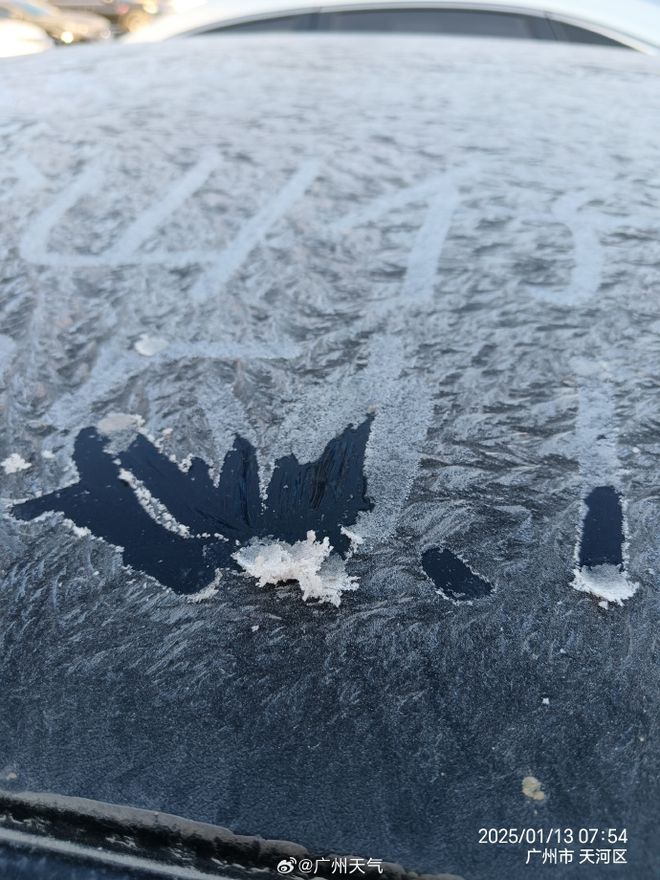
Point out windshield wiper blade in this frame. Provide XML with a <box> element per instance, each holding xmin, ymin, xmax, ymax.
<box><xmin>0</xmin><ymin>790</ymin><xmax>462</xmax><ymax>880</ymax></box>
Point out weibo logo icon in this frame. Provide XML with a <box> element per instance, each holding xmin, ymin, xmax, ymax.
<box><xmin>12</xmin><ymin>418</ymin><xmax>374</xmax><ymax>599</ymax></box>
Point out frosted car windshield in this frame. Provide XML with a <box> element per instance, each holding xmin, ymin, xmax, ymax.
<box><xmin>0</xmin><ymin>33</ymin><xmax>657</xmax><ymax>880</ymax></box>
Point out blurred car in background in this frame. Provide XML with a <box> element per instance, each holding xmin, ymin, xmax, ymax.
<box><xmin>0</xmin><ymin>0</ymin><xmax>110</xmax><ymax>42</ymax></box>
<box><xmin>0</xmin><ymin>10</ymin><xmax>52</xmax><ymax>53</ymax></box>
<box><xmin>126</xmin><ymin>0</ymin><xmax>660</xmax><ymax>51</ymax></box>
<box><xmin>50</xmin><ymin>0</ymin><xmax>161</xmax><ymax>33</ymax></box>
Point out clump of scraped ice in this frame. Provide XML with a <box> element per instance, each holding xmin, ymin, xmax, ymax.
<box><xmin>572</xmin><ymin>564</ymin><xmax>638</xmax><ymax>607</ymax></box>
<box><xmin>522</xmin><ymin>776</ymin><xmax>546</xmax><ymax>802</ymax></box>
<box><xmin>66</xmin><ymin>521</ymin><xmax>91</xmax><ymax>538</ymax></box>
<box><xmin>233</xmin><ymin>531</ymin><xmax>357</xmax><ymax>607</ymax></box>
<box><xmin>1</xmin><ymin>453</ymin><xmax>31</xmax><ymax>474</ymax></box>
<box><xmin>97</xmin><ymin>412</ymin><xmax>144</xmax><ymax>435</ymax></box>
<box><xmin>134</xmin><ymin>334</ymin><xmax>167</xmax><ymax>357</ymax></box>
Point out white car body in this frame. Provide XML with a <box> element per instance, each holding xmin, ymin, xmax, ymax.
<box><xmin>124</xmin><ymin>0</ymin><xmax>660</xmax><ymax>52</ymax></box>
<box><xmin>0</xmin><ymin>17</ymin><xmax>52</xmax><ymax>55</ymax></box>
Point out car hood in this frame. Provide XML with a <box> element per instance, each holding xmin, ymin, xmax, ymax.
<box><xmin>0</xmin><ymin>36</ymin><xmax>658</xmax><ymax>880</ymax></box>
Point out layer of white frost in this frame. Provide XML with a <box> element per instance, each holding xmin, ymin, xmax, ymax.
<box><xmin>572</xmin><ymin>564</ymin><xmax>638</xmax><ymax>607</ymax></box>
<box><xmin>134</xmin><ymin>334</ymin><xmax>167</xmax><ymax>357</ymax></box>
<box><xmin>97</xmin><ymin>412</ymin><xmax>144</xmax><ymax>435</ymax></box>
<box><xmin>1</xmin><ymin>453</ymin><xmax>31</xmax><ymax>474</ymax></box>
<box><xmin>233</xmin><ymin>530</ymin><xmax>357</xmax><ymax>607</ymax></box>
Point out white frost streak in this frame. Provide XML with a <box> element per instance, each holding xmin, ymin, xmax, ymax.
<box><xmin>324</xmin><ymin>174</ymin><xmax>459</xmax><ymax>540</ymax></box>
<box><xmin>0</xmin><ymin>334</ymin><xmax>16</xmax><ymax>377</ymax></box>
<box><xmin>401</xmin><ymin>178</ymin><xmax>460</xmax><ymax>304</ymax></box>
<box><xmin>107</xmin><ymin>151</ymin><xmax>220</xmax><ymax>261</ymax></box>
<box><xmin>331</xmin><ymin>173</ymin><xmax>460</xmax><ymax>307</ymax></box>
<box><xmin>573</xmin><ymin>370</ymin><xmax>619</xmax><ymax>487</ymax></box>
<box><xmin>118</xmin><ymin>468</ymin><xmax>190</xmax><ymax>538</ymax></box>
<box><xmin>20</xmin><ymin>153</ymin><xmax>221</xmax><ymax>269</ymax></box>
<box><xmin>233</xmin><ymin>531</ymin><xmax>357</xmax><ymax>607</ymax></box>
<box><xmin>1</xmin><ymin>453</ymin><xmax>31</xmax><ymax>474</ymax></box>
<box><xmin>191</xmin><ymin>159</ymin><xmax>320</xmax><ymax>303</ymax></box>
<box><xmin>529</xmin><ymin>192</ymin><xmax>602</xmax><ymax>305</ymax></box>
<box><xmin>20</xmin><ymin>164</ymin><xmax>103</xmax><ymax>268</ymax></box>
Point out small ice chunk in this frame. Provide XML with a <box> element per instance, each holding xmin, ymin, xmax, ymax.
<box><xmin>1</xmin><ymin>453</ymin><xmax>31</xmax><ymax>474</ymax></box>
<box><xmin>97</xmin><ymin>412</ymin><xmax>144</xmax><ymax>435</ymax></box>
<box><xmin>42</xmin><ymin>450</ymin><xmax>55</xmax><ymax>460</ymax></box>
<box><xmin>572</xmin><ymin>564</ymin><xmax>638</xmax><ymax>607</ymax></box>
<box><xmin>179</xmin><ymin>453</ymin><xmax>193</xmax><ymax>473</ymax></box>
<box><xmin>233</xmin><ymin>530</ymin><xmax>357</xmax><ymax>607</ymax></box>
<box><xmin>134</xmin><ymin>334</ymin><xmax>167</xmax><ymax>357</ymax></box>
<box><xmin>522</xmin><ymin>775</ymin><xmax>546</xmax><ymax>801</ymax></box>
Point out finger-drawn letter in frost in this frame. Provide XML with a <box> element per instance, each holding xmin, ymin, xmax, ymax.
<box><xmin>12</xmin><ymin>418</ymin><xmax>374</xmax><ymax>606</ymax></box>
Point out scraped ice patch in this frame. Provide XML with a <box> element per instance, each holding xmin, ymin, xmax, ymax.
<box><xmin>578</xmin><ymin>486</ymin><xmax>624</xmax><ymax>569</ymax></box>
<box><xmin>571</xmin><ymin>371</ymin><xmax>637</xmax><ymax>608</ymax></box>
<box><xmin>233</xmin><ymin>530</ymin><xmax>357</xmax><ymax>607</ymax></box>
<box><xmin>1</xmin><ymin>453</ymin><xmax>31</xmax><ymax>474</ymax></box>
<box><xmin>572</xmin><ymin>485</ymin><xmax>637</xmax><ymax>607</ymax></box>
<box><xmin>572</xmin><ymin>563</ymin><xmax>638</xmax><ymax>607</ymax></box>
<box><xmin>134</xmin><ymin>334</ymin><xmax>167</xmax><ymax>357</ymax></box>
<box><xmin>97</xmin><ymin>412</ymin><xmax>144</xmax><ymax>435</ymax></box>
<box><xmin>12</xmin><ymin>419</ymin><xmax>372</xmax><ymax>597</ymax></box>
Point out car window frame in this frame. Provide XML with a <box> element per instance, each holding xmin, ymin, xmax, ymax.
<box><xmin>184</xmin><ymin>1</ymin><xmax>658</xmax><ymax>53</ymax></box>
<box><xmin>314</xmin><ymin>4</ymin><xmax>554</xmax><ymax>39</ymax></box>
